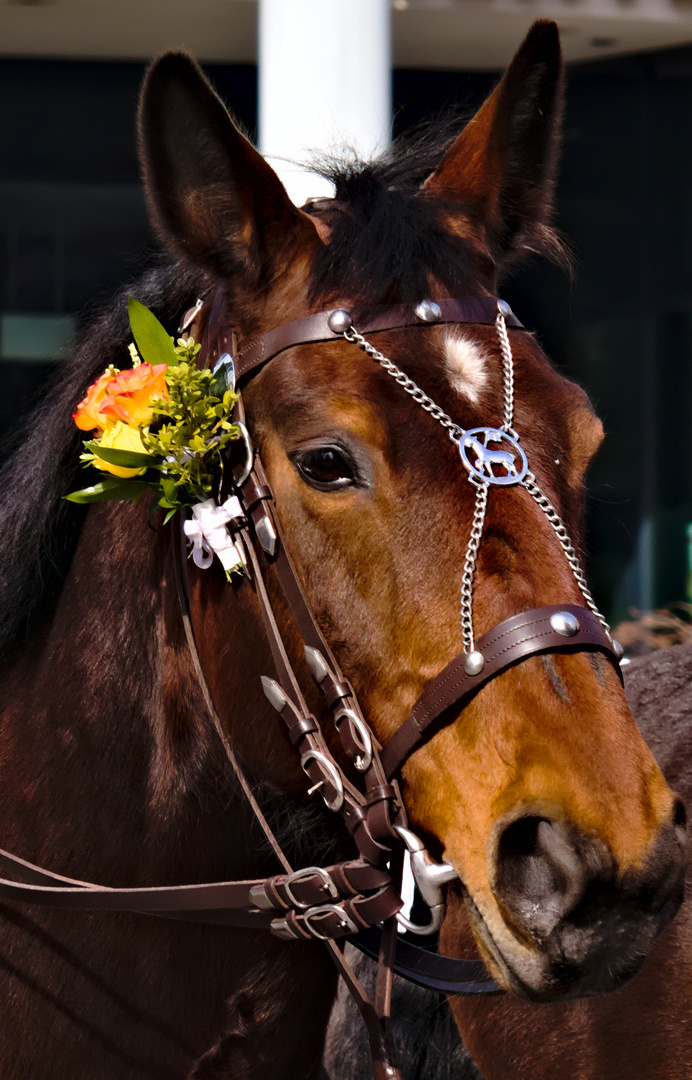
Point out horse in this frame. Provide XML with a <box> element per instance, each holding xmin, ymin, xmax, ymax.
<box><xmin>324</xmin><ymin>642</ymin><xmax>692</xmax><ymax>1079</ymax></box>
<box><xmin>0</xmin><ymin>19</ymin><xmax>686</xmax><ymax>1079</ymax></box>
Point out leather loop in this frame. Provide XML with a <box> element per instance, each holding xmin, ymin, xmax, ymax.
<box><xmin>286</xmin><ymin>714</ymin><xmax>319</xmax><ymax>746</ymax></box>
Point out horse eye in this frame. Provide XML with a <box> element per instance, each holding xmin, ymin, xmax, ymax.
<box><xmin>293</xmin><ymin>446</ymin><xmax>358</xmax><ymax>491</ymax></box>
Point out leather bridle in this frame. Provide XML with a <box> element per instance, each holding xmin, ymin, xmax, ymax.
<box><xmin>0</xmin><ymin>290</ymin><xmax>623</xmax><ymax>1080</ymax></box>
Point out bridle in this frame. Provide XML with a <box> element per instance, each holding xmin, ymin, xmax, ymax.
<box><xmin>0</xmin><ymin>290</ymin><xmax>623</xmax><ymax>1080</ymax></box>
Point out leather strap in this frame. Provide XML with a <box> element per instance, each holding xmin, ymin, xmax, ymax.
<box><xmin>353</xmin><ymin>930</ymin><xmax>500</xmax><ymax>996</ymax></box>
<box><xmin>235</xmin><ymin>453</ymin><xmax>402</xmax><ymax>863</ymax></box>
<box><xmin>232</xmin><ymin>296</ymin><xmax>524</xmax><ymax>384</ymax></box>
<box><xmin>381</xmin><ymin>605</ymin><xmax>621</xmax><ymax>778</ymax></box>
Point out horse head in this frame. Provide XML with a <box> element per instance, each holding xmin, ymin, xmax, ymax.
<box><xmin>137</xmin><ymin>21</ymin><xmax>685</xmax><ymax>1004</ymax></box>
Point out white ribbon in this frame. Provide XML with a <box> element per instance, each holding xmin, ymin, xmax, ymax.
<box><xmin>183</xmin><ymin>497</ymin><xmax>245</xmax><ymax>574</ymax></box>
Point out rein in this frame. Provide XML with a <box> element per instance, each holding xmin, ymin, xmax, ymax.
<box><xmin>0</xmin><ymin>291</ymin><xmax>623</xmax><ymax>1080</ymax></box>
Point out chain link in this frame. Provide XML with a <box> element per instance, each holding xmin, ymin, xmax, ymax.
<box><xmin>343</xmin><ymin>326</ymin><xmax>464</xmax><ymax>443</ymax></box>
<box><xmin>495</xmin><ymin>312</ymin><xmax>515</xmax><ymax>434</ymax></box>
<box><xmin>522</xmin><ymin>474</ymin><xmax>611</xmax><ymax>636</ymax></box>
<box><xmin>339</xmin><ymin>314</ymin><xmax>610</xmax><ymax>649</ymax></box>
<box><xmin>460</xmin><ymin>481</ymin><xmax>489</xmax><ymax>654</ymax></box>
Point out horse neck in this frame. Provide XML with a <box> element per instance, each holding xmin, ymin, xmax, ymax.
<box><xmin>0</xmin><ymin>497</ymin><xmax>277</xmax><ymax>886</ymax></box>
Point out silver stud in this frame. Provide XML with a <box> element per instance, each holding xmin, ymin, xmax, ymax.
<box><xmin>415</xmin><ymin>300</ymin><xmax>442</xmax><ymax>323</ymax></box>
<box><xmin>613</xmin><ymin>639</ymin><xmax>624</xmax><ymax>660</ymax></box>
<box><xmin>550</xmin><ymin>611</ymin><xmax>580</xmax><ymax>637</ymax></box>
<box><xmin>464</xmin><ymin>651</ymin><xmax>485</xmax><ymax>676</ymax></box>
<box><xmin>327</xmin><ymin>309</ymin><xmax>353</xmax><ymax>334</ymax></box>
<box><xmin>497</xmin><ymin>299</ymin><xmax>513</xmax><ymax>319</ymax></box>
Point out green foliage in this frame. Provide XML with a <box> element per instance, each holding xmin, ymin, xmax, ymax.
<box><xmin>84</xmin><ymin>441</ymin><xmax>161</xmax><ymax>470</ymax></box>
<box><xmin>127</xmin><ymin>295</ymin><xmax>179</xmax><ymax>368</ymax></box>
<box><xmin>141</xmin><ymin>361</ymin><xmax>238</xmax><ymax>511</ymax></box>
<box><xmin>65</xmin><ymin>479</ymin><xmax>151</xmax><ymax>503</ymax></box>
<box><xmin>66</xmin><ymin>300</ymin><xmax>240</xmax><ymax>514</ymax></box>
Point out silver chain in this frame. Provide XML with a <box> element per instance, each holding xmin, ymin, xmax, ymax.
<box><xmin>522</xmin><ymin>473</ymin><xmax>611</xmax><ymax>636</ymax></box>
<box><xmin>496</xmin><ymin>312</ymin><xmax>515</xmax><ymax>433</ymax></box>
<box><xmin>460</xmin><ymin>481</ymin><xmax>489</xmax><ymax>653</ymax></box>
<box><xmin>339</xmin><ymin>308</ymin><xmax>612</xmax><ymax>650</ymax></box>
<box><xmin>343</xmin><ymin>326</ymin><xmax>464</xmax><ymax>443</ymax></box>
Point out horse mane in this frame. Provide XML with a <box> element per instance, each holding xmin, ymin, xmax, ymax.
<box><xmin>0</xmin><ymin>259</ymin><xmax>209</xmax><ymax>656</ymax></box>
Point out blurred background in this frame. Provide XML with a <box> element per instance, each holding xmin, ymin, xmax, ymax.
<box><xmin>1</xmin><ymin>0</ymin><xmax>692</xmax><ymax>625</ymax></box>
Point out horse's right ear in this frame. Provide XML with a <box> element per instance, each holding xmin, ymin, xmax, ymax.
<box><xmin>138</xmin><ymin>53</ymin><xmax>320</xmax><ymax>283</ymax></box>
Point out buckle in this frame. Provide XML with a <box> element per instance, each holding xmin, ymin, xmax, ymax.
<box><xmin>300</xmin><ymin>749</ymin><xmax>344</xmax><ymax>812</ymax></box>
<box><xmin>334</xmin><ymin>707</ymin><xmax>373</xmax><ymax>772</ymax></box>
<box><xmin>283</xmin><ymin>866</ymin><xmax>339</xmax><ymax>909</ymax></box>
<box><xmin>302</xmin><ymin>903</ymin><xmax>359</xmax><ymax>940</ymax></box>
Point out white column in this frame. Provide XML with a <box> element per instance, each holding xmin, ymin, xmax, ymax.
<box><xmin>259</xmin><ymin>0</ymin><xmax>392</xmax><ymax>207</ymax></box>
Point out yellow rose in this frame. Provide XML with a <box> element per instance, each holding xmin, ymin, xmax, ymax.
<box><xmin>93</xmin><ymin>422</ymin><xmax>150</xmax><ymax>478</ymax></box>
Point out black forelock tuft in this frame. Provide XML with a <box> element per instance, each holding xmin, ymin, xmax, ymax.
<box><xmin>306</xmin><ymin>109</ymin><xmax>567</xmax><ymax>306</ymax></box>
<box><xmin>306</xmin><ymin>115</ymin><xmax>487</xmax><ymax>308</ymax></box>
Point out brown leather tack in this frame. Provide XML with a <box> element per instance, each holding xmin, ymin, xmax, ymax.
<box><xmin>380</xmin><ymin>605</ymin><xmax>620</xmax><ymax>778</ymax></box>
<box><xmin>234</xmin><ymin>296</ymin><xmax>523</xmax><ymax>384</ymax></box>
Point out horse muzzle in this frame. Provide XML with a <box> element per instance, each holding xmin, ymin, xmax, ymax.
<box><xmin>464</xmin><ymin>807</ymin><xmax>687</xmax><ymax>1002</ymax></box>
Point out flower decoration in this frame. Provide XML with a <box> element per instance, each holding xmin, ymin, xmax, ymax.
<box><xmin>67</xmin><ymin>297</ymin><xmax>242</xmax><ymax>574</ymax></box>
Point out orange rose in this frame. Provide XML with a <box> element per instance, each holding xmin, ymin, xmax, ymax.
<box><xmin>73</xmin><ymin>372</ymin><xmax>112</xmax><ymax>432</ymax></box>
<box><xmin>100</xmin><ymin>363</ymin><xmax>169</xmax><ymax>428</ymax></box>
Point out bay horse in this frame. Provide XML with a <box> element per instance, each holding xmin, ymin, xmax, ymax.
<box><xmin>0</xmin><ymin>20</ymin><xmax>685</xmax><ymax>1079</ymax></box>
<box><xmin>324</xmin><ymin>643</ymin><xmax>692</xmax><ymax>1079</ymax></box>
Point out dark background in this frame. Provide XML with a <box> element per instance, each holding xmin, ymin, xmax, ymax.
<box><xmin>1</xmin><ymin>52</ymin><xmax>690</xmax><ymax>622</ymax></box>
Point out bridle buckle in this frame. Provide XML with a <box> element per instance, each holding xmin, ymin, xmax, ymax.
<box><xmin>283</xmin><ymin>866</ymin><xmax>339</xmax><ymax>910</ymax></box>
<box><xmin>302</xmin><ymin>902</ymin><xmax>359</xmax><ymax>940</ymax></box>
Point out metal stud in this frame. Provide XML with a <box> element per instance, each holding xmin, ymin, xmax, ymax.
<box><xmin>327</xmin><ymin>309</ymin><xmax>353</xmax><ymax>334</ymax></box>
<box><xmin>415</xmin><ymin>300</ymin><xmax>442</xmax><ymax>323</ymax></box>
<box><xmin>613</xmin><ymin>639</ymin><xmax>624</xmax><ymax>660</ymax></box>
<box><xmin>211</xmin><ymin>351</ymin><xmax>236</xmax><ymax>392</ymax></box>
<box><xmin>497</xmin><ymin>299</ymin><xmax>513</xmax><ymax>319</ymax></box>
<box><xmin>550</xmin><ymin>611</ymin><xmax>580</xmax><ymax>637</ymax></box>
<box><xmin>261</xmin><ymin>676</ymin><xmax>287</xmax><ymax>713</ymax></box>
<box><xmin>255</xmin><ymin>514</ymin><xmax>278</xmax><ymax>558</ymax></box>
<box><xmin>305</xmin><ymin>646</ymin><xmax>330</xmax><ymax>683</ymax></box>
<box><xmin>464</xmin><ymin>651</ymin><xmax>485</xmax><ymax>676</ymax></box>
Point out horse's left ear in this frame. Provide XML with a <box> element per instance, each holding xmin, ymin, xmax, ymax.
<box><xmin>138</xmin><ymin>52</ymin><xmax>320</xmax><ymax>283</ymax></box>
<box><xmin>422</xmin><ymin>20</ymin><xmax>564</xmax><ymax>263</ymax></box>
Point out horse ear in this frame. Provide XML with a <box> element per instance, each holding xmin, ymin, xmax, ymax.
<box><xmin>138</xmin><ymin>53</ymin><xmax>320</xmax><ymax>282</ymax></box>
<box><xmin>422</xmin><ymin>20</ymin><xmax>564</xmax><ymax>262</ymax></box>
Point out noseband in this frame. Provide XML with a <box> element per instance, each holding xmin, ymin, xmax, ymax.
<box><xmin>0</xmin><ymin>290</ymin><xmax>624</xmax><ymax>1080</ymax></box>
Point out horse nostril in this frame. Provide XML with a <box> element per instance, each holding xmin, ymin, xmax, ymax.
<box><xmin>494</xmin><ymin>816</ymin><xmax>597</xmax><ymax>942</ymax></box>
<box><xmin>673</xmin><ymin>798</ymin><xmax>687</xmax><ymax>846</ymax></box>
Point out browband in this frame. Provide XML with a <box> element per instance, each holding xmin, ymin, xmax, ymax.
<box><xmin>203</xmin><ymin>294</ymin><xmax>525</xmax><ymax>383</ymax></box>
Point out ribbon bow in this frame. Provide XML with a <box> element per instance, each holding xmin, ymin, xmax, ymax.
<box><xmin>183</xmin><ymin>497</ymin><xmax>245</xmax><ymax>574</ymax></box>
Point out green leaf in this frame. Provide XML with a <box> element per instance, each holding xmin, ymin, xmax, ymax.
<box><xmin>128</xmin><ymin>295</ymin><xmax>179</xmax><ymax>368</ymax></box>
<box><xmin>64</xmin><ymin>480</ymin><xmax>151</xmax><ymax>504</ymax></box>
<box><xmin>161</xmin><ymin>478</ymin><xmax>178</xmax><ymax>502</ymax></box>
<box><xmin>84</xmin><ymin>440</ymin><xmax>160</xmax><ymax>470</ymax></box>
<box><xmin>163</xmin><ymin>508</ymin><xmax>178</xmax><ymax>524</ymax></box>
